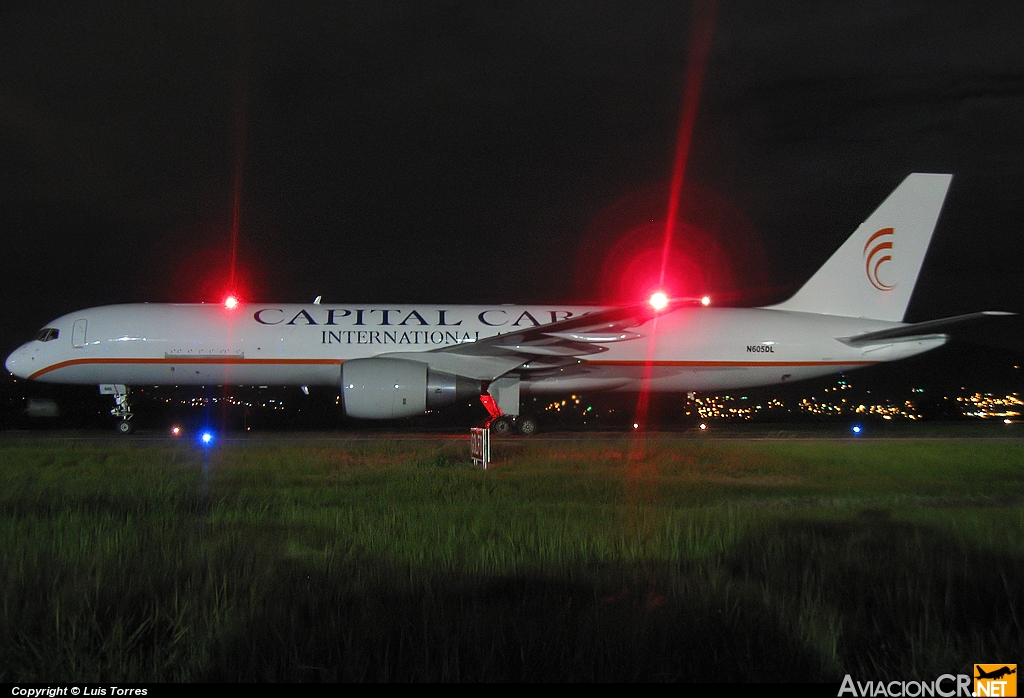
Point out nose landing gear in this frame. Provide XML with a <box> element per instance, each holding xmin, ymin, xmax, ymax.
<box><xmin>100</xmin><ymin>384</ymin><xmax>134</xmax><ymax>434</ymax></box>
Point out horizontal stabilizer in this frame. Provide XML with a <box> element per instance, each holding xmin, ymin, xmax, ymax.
<box><xmin>838</xmin><ymin>311</ymin><xmax>1015</xmax><ymax>347</ymax></box>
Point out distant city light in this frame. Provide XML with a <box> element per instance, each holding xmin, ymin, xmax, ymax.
<box><xmin>127</xmin><ymin>382</ymin><xmax>1022</xmax><ymax>433</ymax></box>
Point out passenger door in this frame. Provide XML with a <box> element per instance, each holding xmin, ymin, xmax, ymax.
<box><xmin>72</xmin><ymin>319</ymin><xmax>87</xmax><ymax>348</ymax></box>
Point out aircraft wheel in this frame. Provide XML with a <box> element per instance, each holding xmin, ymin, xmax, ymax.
<box><xmin>117</xmin><ymin>420</ymin><xmax>134</xmax><ymax>435</ymax></box>
<box><xmin>515</xmin><ymin>416</ymin><xmax>538</xmax><ymax>436</ymax></box>
<box><xmin>490</xmin><ymin>416</ymin><xmax>513</xmax><ymax>436</ymax></box>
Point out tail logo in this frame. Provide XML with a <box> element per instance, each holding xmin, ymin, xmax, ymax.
<box><xmin>863</xmin><ymin>227</ymin><xmax>896</xmax><ymax>291</ymax></box>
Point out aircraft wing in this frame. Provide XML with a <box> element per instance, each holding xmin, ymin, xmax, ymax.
<box><xmin>837</xmin><ymin>311</ymin><xmax>1015</xmax><ymax>347</ymax></box>
<box><xmin>379</xmin><ymin>298</ymin><xmax>698</xmax><ymax>381</ymax></box>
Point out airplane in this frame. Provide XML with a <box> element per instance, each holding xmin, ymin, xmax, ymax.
<box><xmin>975</xmin><ymin>666</ymin><xmax>1016</xmax><ymax>681</ymax></box>
<box><xmin>4</xmin><ymin>173</ymin><xmax>1012</xmax><ymax>435</ymax></box>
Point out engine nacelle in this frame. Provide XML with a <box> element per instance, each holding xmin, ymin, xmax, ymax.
<box><xmin>340</xmin><ymin>358</ymin><xmax>482</xmax><ymax>419</ymax></box>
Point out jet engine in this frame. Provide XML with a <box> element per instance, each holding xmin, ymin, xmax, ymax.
<box><xmin>340</xmin><ymin>358</ymin><xmax>481</xmax><ymax>419</ymax></box>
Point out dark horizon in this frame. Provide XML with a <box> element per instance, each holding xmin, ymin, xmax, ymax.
<box><xmin>3</xmin><ymin>1</ymin><xmax>1023</xmax><ymax>365</ymax></box>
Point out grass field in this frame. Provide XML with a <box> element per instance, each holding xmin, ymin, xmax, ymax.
<box><xmin>1</xmin><ymin>435</ymin><xmax>1021</xmax><ymax>682</ymax></box>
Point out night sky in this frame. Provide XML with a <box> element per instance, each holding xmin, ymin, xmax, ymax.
<box><xmin>3</xmin><ymin>0</ymin><xmax>1023</xmax><ymax>362</ymax></box>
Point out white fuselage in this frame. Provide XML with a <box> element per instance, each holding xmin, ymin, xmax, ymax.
<box><xmin>4</xmin><ymin>302</ymin><xmax>945</xmax><ymax>394</ymax></box>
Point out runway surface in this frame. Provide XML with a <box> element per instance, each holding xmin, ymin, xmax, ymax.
<box><xmin>1</xmin><ymin>423</ymin><xmax>1020</xmax><ymax>444</ymax></box>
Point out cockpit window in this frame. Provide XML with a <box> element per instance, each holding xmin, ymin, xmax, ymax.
<box><xmin>35</xmin><ymin>328</ymin><xmax>59</xmax><ymax>342</ymax></box>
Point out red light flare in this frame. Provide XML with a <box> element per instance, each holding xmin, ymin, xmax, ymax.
<box><xmin>228</xmin><ymin>1</ymin><xmax>250</xmax><ymax>303</ymax></box>
<box><xmin>169</xmin><ymin>245</ymin><xmax>256</xmax><ymax>305</ymax></box>
<box><xmin>634</xmin><ymin>0</ymin><xmax>718</xmax><ymax>448</ymax></box>
<box><xmin>574</xmin><ymin>184</ymin><xmax>767</xmax><ymax>306</ymax></box>
<box><xmin>598</xmin><ymin>222</ymin><xmax>721</xmax><ymax>303</ymax></box>
<box><xmin>658</xmin><ymin>0</ymin><xmax>718</xmax><ymax>288</ymax></box>
<box><xmin>649</xmin><ymin>292</ymin><xmax>669</xmax><ymax>311</ymax></box>
<box><xmin>218</xmin><ymin>3</ymin><xmax>251</xmax><ymax>438</ymax></box>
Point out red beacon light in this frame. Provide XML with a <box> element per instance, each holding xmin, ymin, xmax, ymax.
<box><xmin>701</xmin><ymin>295</ymin><xmax>711</xmax><ymax>306</ymax></box>
<box><xmin>649</xmin><ymin>292</ymin><xmax>670</xmax><ymax>312</ymax></box>
<box><xmin>224</xmin><ymin>295</ymin><xmax>240</xmax><ymax>310</ymax></box>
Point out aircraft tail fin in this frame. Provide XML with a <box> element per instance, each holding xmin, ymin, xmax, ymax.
<box><xmin>767</xmin><ymin>173</ymin><xmax>953</xmax><ymax>321</ymax></box>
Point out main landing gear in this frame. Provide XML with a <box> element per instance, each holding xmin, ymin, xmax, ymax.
<box><xmin>488</xmin><ymin>414</ymin><xmax>538</xmax><ymax>436</ymax></box>
<box><xmin>100</xmin><ymin>384</ymin><xmax>134</xmax><ymax>434</ymax></box>
<box><xmin>479</xmin><ymin>392</ymin><xmax>537</xmax><ymax>436</ymax></box>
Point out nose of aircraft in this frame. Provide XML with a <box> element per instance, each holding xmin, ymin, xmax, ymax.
<box><xmin>5</xmin><ymin>345</ymin><xmax>29</xmax><ymax>378</ymax></box>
